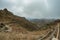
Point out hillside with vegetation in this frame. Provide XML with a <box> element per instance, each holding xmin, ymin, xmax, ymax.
<box><xmin>0</xmin><ymin>8</ymin><xmax>40</xmax><ymax>32</ymax></box>
<box><xmin>0</xmin><ymin>8</ymin><xmax>60</xmax><ymax>40</ymax></box>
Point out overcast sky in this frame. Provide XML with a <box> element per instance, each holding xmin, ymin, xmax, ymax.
<box><xmin>0</xmin><ymin>0</ymin><xmax>60</xmax><ymax>19</ymax></box>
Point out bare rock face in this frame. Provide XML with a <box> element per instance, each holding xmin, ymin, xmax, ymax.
<box><xmin>0</xmin><ymin>23</ymin><xmax>9</xmax><ymax>32</ymax></box>
<box><xmin>4</xmin><ymin>8</ymin><xmax>8</xmax><ymax>11</ymax></box>
<box><xmin>0</xmin><ymin>8</ymin><xmax>39</xmax><ymax>32</ymax></box>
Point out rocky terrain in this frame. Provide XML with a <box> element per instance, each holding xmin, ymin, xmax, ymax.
<box><xmin>0</xmin><ymin>8</ymin><xmax>60</xmax><ymax>40</ymax></box>
<box><xmin>0</xmin><ymin>8</ymin><xmax>39</xmax><ymax>33</ymax></box>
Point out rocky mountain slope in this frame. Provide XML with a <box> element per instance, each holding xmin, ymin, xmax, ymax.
<box><xmin>0</xmin><ymin>8</ymin><xmax>39</xmax><ymax>32</ymax></box>
<box><xmin>0</xmin><ymin>8</ymin><xmax>60</xmax><ymax>40</ymax></box>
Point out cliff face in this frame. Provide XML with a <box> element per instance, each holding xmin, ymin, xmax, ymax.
<box><xmin>0</xmin><ymin>8</ymin><xmax>39</xmax><ymax>32</ymax></box>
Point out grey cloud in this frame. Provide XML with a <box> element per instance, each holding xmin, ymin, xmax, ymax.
<box><xmin>0</xmin><ymin>0</ymin><xmax>60</xmax><ymax>19</ymax></box>
<box><xmin>23</xmin><ymin>1</ymin><xmax>49</xmax><ymax>18</ymax></box>
<box><xmin>0</xmin><ymin>0</ymin><xmax>14</xmax><ymax>9</ymax></box>
<box><xmin>47</xmin><ymin>0</ymin><xmax>60</xmax><ymax>18</ymax></box>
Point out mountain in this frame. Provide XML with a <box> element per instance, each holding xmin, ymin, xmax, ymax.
<box><xmin>29</xmin><ymin>19</ymin><xmax>56</xmax><ymax>27</ymax></box>
<box><xmin>0</xmin><ymin>8</ymin><xmax>60</xmax><ymax>40</ymax></box>
<box><xmin>0</xmin><ymin>8</ymin><xmax>39</xmax><ymax>32</ymax></box>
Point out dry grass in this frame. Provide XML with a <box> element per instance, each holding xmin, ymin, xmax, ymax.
<box><xmin>0</xmin><ymin>32</ymin><xmax>38</xmax><ymax>40</ymax></box>
<box><xmin>0</xmin><ymin>29</ymin><xmax>50</xmax><ymax>40</ymax></box>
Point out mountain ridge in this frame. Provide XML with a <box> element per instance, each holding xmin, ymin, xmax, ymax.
<box><xmin>0</xmin><ymin>8</ymin><xmax>39</xmax><ymax>32</ymax></box>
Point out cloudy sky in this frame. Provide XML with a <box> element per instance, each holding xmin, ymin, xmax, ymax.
<box><xmin>0</xmin><ymin>0</ymin><xmax>60</xmax><ymax>19</ymax></box>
